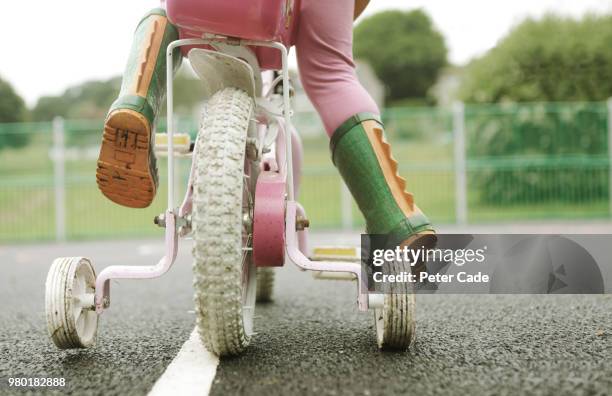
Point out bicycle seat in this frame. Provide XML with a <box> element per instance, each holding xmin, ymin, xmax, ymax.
<box><xmin>167</xmin><ymin>0</ymin><xmax>299</xmax><ymax>45</ymax></box>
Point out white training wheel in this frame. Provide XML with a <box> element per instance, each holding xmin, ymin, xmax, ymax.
<box><xmin>374</xmin><ymin>293</ymin><xmax>416</xmax><ymax>350</ymax></box>
<box><xmin>45</xmin><ymin>257</ymin><xmax>98</xmax><ymax>349</ymax></box>
<box><xmin>373</xmin><ymin>259</ymin><xmax>416</xmax><ymax>350</ymax></box>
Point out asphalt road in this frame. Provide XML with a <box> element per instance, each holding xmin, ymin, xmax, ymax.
<box><xmin>1</xmin><ymin>228</ymin><xmax>612</xmax><ymax>395</ymax></box>
<box><xmin>0</xmin><ymin>238</ymin><xmax>194</xmax><ymax>396</ymax></box>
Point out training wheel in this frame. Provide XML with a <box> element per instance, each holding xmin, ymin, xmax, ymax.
<box><xmin>374</xmin><ymin>293</ymin><xmax>416</xmax><ymax>350</ymax></box>
<box><xmin>45</xmin><ymin>257</ymin><xmax>98</xmax><ymax>349</ymax></box>
<box><xmin>373</xmin><ymin>259</ymin><xmax>416</xmax><ymax>350</ymax></box>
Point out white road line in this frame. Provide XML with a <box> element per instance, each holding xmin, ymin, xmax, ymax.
<box><xmin>148</xmin><ymin>328</ymin><xmax>219</xmax><ymax>396</ymax></box>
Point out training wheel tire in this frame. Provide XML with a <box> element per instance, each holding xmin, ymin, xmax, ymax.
<box><xmin>45</xmin><ymin>257</ymin><xmax>98</xmax><ymax>349</ymax></box>
<box><xmin>374</xmin><ymin>260</ymin><xmax>416</xmax><ymax>350</ymax></box>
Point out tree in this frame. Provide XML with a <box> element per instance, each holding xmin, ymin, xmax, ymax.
<box><xmin>31</xmin><ymin>96</ymin><xmax>69</xmax><ymax>121</ymax></box>
<box><xmin>459</xmin><ymin>14</ymin><xmax>612</xmax><ymax>103</ymax></box>
<box><xmin>459</xmin><ymin>15</ymin><xmax>612</xmax><ymax>205</ymax></box>
<box><xmin>32</xmin><ymin>77</ymin><xmax>122</xmax><ymax>121</ymax></box>
<box><xmin>354</xmin><ymin>9</ymin><xmax>448</xmax><ymax>103</ymax></box>
<box><xmin>32</xmin><ymin>68</ymin><xmax>205</xmax><ymax>122</ymax></box>
<box><xmin>0</xmin><ymin>76</ymin><xmax>29</xmax><ymax>150</ymax></box>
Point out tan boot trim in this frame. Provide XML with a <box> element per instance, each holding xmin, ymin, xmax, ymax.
<box><xmin>363</xmin><ymin>120</ymin><xmax>415</xmax><ymax>217</ymax></box>
<box><xmin>131</xmin><ymin>15</ymin><xmax>168</xmax><ymax>97</ymax></box>
<box><xmin>354</xmin><ymin>0</ymin><xmax>370</xmax><ymax>19</ymax></box>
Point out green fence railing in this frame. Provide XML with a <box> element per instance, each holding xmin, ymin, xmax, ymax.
<box><xmin>0</xmin><ymin>100</ymin><xmax>611</xmax><ymax>242</ymax></box>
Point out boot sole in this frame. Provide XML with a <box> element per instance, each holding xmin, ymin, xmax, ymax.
<box><xmin>96</xmin><ymin>109</ymin><xmax>156</xmax><ymax>208</ymax></box>
<box><xmin>403</xmin><ymin>231</ymin><xmax>437</xmax><ymax>249</ymax></box>
<box><xmin>402</xmin><ymin>231</ymin><xmax>438</xmax><ymax>276</ymax></box>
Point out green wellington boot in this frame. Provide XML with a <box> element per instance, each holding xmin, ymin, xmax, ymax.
<box><xmin>96</xmin><ymin>8</ymin><xmax>181</xmax><ymax>208</ymax></box>
<box><xmin>331</xmin><ymin>113</ymin><xmax>437</xmax><ymax>257</ymax></box>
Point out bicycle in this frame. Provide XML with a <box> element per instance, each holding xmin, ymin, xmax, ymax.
<box><xmin>45</xmin><ymin>0</ymin><xmax>415</xmax><ymax>356</ymax></box>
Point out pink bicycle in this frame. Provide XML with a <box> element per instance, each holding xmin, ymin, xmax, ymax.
<box><xmin>45</xmin><ymin>0</ymin><xmax>413</xmax><ymax>356</ymax></box>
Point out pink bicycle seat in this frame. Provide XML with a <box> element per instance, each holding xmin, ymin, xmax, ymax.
<box><xmin>167</xmin><ymin>0</ymin><xmax>299</xmax><ymax>46</ymax></box>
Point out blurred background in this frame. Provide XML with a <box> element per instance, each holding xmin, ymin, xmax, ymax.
<box><xmin>2</xmin><ymin>0</ymin><xmax>612</xmax><ymax>242</ymax></box>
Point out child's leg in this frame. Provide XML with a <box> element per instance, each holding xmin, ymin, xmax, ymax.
<box><xmin>296</xmin><ymin>0</ymin><xmax>436</xmax><ymax>246</ymax></box>
<box><xmin>296</xmin><ymin>0</ymin><xmax>379</xmax><ymax>136</ymax></box>
<box><xmin>97</xmin><ymin>8</ymin><xmax>181</xmax><ymax>208</ymax></box>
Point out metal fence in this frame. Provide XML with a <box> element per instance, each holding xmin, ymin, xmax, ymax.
<box><xmin>1</xmin><ymin>100</ymin><xmax>611</xmax><ymax>242</ymax></box>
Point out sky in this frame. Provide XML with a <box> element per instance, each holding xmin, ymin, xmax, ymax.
<box><xmin>2</xmin><ymin>0</ymin><xmax>611</xmax><ymax>106</ymax></box>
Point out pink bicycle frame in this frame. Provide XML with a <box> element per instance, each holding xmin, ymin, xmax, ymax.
<box><xmin>94</xmin><ymin>37</ymin><xmax>370</xmax><ymax>314</ymax></box>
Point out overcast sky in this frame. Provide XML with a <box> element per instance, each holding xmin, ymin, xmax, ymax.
<box><xmin>2</xmin><ymin>0</ymin><xmax>611</xmax><ymax>105</ymax></box>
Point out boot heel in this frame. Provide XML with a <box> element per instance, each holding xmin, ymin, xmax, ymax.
<box><xmin>96</xmin><ymin>109</ymin><xmax>156</xmax><ymax>208</ymax></box>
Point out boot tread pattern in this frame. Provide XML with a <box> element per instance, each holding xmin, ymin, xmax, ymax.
<box><xmin>96</xmin><ymin>111</ymin><xmax>155</xmax><ymax>208</ymax></box>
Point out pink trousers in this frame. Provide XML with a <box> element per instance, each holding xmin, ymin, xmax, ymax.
<box><xmin>295</xmin><ymin>0</ymin><xmax>380</xmax><ymax>136</ymax></box>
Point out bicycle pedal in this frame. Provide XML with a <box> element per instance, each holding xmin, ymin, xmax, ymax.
<box><xmin>311</xmin><ymin>246</ymin><xmax>360</xmax><ymax>262</ymax></box>
<box><xmin>154</xmin><ymin>133</ymin><xmax>192</xmax><ymax>155</ymax></box>
<box><xmin>312</xmin><ymin>271</ymin><xmax>357</xmax><ymax>281</ymax></box>
<box><xmin>311</xmin><ymin>246</ymin><xmax>360</xmax><ymax>281</ymax></box>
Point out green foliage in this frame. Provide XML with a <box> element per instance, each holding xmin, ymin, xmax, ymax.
<box><xmin>0</xmin><ymin>76</ymin><xmax>29</xmax><ymax>150</ymax></box>
<box><xmin>31</xmin><ymin>67</ymin><xmax>206</xmax><ymax>122</ymax></box>
<box><xmin>0</xmin><ymin>77</ymin><xmax>27</xmax><ymax>123</ymax></box>
<box><xmin>354</xmin><ymin>9</ymin><xmax>448</xmax><ymax>102</ymax></box>
<box><xmin>460</xmin><ymin>14</ymin><xmax>612</xmax><ymax>103</ymax></box>
<box><xmin>459</xmin><ymin>15</ymin><xmax>612</xmax><ymax>205</ymax></box>
<box><xmin>467</xmin><ymin>103</ymin><xmax>608</xmax><ymax>204</ymax></box>
<box><xmin>165</xmin><ymin>70</ymin><xmax>207</xmax><ymax>114</ymax></box>
<box><xmin>32</xmin><ymin>77</ymin><xmax>121</xmax><ymax>121</ymax></box>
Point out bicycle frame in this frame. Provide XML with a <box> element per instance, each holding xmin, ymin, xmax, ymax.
<box><xmin>94</xmin><ymin>37</ymin><xmax>371</xmax><ymax>314</ymax></box>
